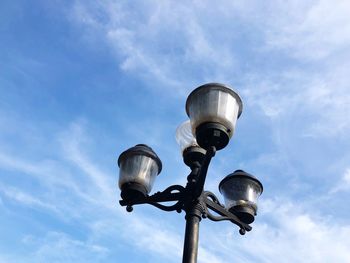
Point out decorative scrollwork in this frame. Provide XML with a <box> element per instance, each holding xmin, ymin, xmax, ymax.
<box><xmin>147</xmin><ymin>184</ymin><xmax>185</xmax><ymax>212</ymax></box>
<box><xmin>202</xmin><ymin>191</ymin><xmax>225</xmax><ymax>208</ymax></box>
<box><xmin>201</xmin><ymin>191</ymin><xmax>252</xmax><ymax>235</ymax></box>
<box><xmin>120</xmin><ymin>184</ymin><xmax>186</xmax><ymax>213</ymax></box>
<box><xmin>151</xmin><ymin>185</ymin><xmax>185</xmax><ymax>199</ymax></box>
<box><xmin>148</xmin><ymin>201</ymin><xmax>183</xmax><ymax>212</ymax></box>
<box><xmin>119</xmin><ymin>174</ymin><xmax>253</xmax><ymax>235</ymax></box>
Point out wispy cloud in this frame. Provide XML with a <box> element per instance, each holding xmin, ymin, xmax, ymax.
<box><xmin>0</xmin><ymin>184</ymin><xmax>59</xmax><ymax>214</ymax></box>
<box><xmin>70</xmin><ymin>1</ymin><xmax>246</xmax><ymax>94</ymax></box>
<box><xmin>330</xmin><ymin>168</ymin><xmax>350</xmax><ymax>194</ymax></box>
<box><xmin>1</xmin><ymin>116</ymin><xmax>349</xmax><ymax>263</ymax></box>
<box><xmin>0</xmin><ymin>118</ymin><xmax>221</xmax><ymax>262</ymax></box>
<box><xmin>59</xmin><ymin>122</ymin><xmax>115</xmax><ymax>206</ymax></box>
<box><xmin>70</xmin><ymin>0</ymin><xmax>350</xmax><ymax>138</ymax></box>
<box><xmin>264</xmin><ymin>0</ymin><xmax>350</xmax><ymax>60</ymax></box>
<box><xmin>22</xmin><ymin>231</ymin><xmax>109</xmax><ymax>263</ymax></box>
<box><xmin>0</xmin><ymin>150</ymin><xmax>101</xmax><ymax>219</ymax></box>
<box><xmin>201</xmin><ymin>198</ymin><xmax>350</xmax><ymax>263</ymax></box>
<box><xmin>252</xmin><ymin>199</ymin><xmax>350</xmax><ymax>262</ymax></box>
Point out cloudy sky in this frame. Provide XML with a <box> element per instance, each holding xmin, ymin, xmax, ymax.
<box><xmin>1</xmin><ymin>0</ymin><xmax>350</xmax><ymax>262</ymax></box>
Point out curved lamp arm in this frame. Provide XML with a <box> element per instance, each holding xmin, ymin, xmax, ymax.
<box><xmin>120</xmin><ymin>184</ymin><xmax>186</xmax><ymax>213</ymax></box>
<box><xmin>201</xmin><ymin>191</ymin><xmax>252</xmax><ymax>235</ymax></box>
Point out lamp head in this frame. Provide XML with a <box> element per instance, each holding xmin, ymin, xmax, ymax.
<box><xmin>219</xmin><ymin>170</ymin><xmax>263</xmax><ymax>224</ymax></box>
<box><xmin>118</xmin><ymin>144</ymin><xmax>162</xmax><ymax>201</ymax></box>
<box><xmin>186</xmin><ymin>83</ymin><xmax>243</xmax><ymax>150</ymax></box>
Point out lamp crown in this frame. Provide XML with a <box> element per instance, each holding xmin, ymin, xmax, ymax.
<box><xmin>118</xmin><ymin>144</ymin><xmax>162</xmax><ymax>174</ymax></box>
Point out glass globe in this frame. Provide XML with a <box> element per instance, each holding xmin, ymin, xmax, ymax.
<box><xmin>175</xmin><ymin>120</ymin><xmax>198</xmax><ymax>153</ymax></box>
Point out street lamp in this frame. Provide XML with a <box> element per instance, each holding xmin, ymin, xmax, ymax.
<box><xmin>117</xmin><ymin>83</ymin><xmax>263</xmax><ymax>263</ymax></box>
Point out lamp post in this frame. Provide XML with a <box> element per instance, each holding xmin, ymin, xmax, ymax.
<box><xmin>117</xmin><ymin>83</ymin><xmax>263</xmax><ymax>263</ymax></box>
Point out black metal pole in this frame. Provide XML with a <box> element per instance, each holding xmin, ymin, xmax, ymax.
<box><xmin>182</xmin><ymin>205</ymin><xmax>202</xmax><ymax>263</ymax></box>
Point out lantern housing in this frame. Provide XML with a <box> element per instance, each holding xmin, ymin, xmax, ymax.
<box><xmin>219</xmin><ymin>170</ymin><xmax>263</xmax><ymax>224</ymax></box>
<box><xmin>118</xmin><ymin>144</ymin><xmax>162</xmax><ymax>200</ymax></box>
<box><xmin>186</xmin><ymin>83</ymin><xmax>242</xmax><ymax>150</ymax></box>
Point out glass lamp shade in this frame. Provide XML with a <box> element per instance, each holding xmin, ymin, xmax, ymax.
<box><xmin>175</xmin><ymin>120</ymin><xmax>206</xmax><ymax>167</ymax></box>
<box><xmin>175</xmin><ymin>120</ymin><xmax>199</xmax><ymax>153</ymax></box>
<box><xmin>185</xmin><ymin>83</ymin><xmax>243</xmax><ymax>150</ymax></box>
<box><xmin>118</xmin><ymin>144</ymin><xmax>162</xmax><ymax>199</ymax></box>
<box><xmin>219</xmin><ymin>170</ymin><xmax>263</xmax><ymax>224</ymax></box>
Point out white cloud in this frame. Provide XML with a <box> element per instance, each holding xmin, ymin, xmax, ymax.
<box><xmin>70</xmin><ymin>1</ymin><xmax>244</xmax><ymax>94</ymax></box>
<box><xmin>2</xmin><ymin>117</ymin><xmax>350</xmax><ymax>263</ymax></box>
<box><xmin>240</xmin><ymin>1</ymin><xmax>350</xmax><ymax>137</ymax></box>
<box><xmin>59</xmin><ymin>122</ymin><xmax>115</xmax><ymax>206</ymax></box>
<box><xmin>120</xmin><ymin>216</ymin><xmax>183</xmax><ymax>262</ymax></box>
<box><xmin>0</xmin><ymin>151</ymin><xmax>88</xmax><ymax>200</ymax></box>
<box><xmin>0</xmin><ymin>184</ymin><xmax>59</xmax><ymax>214</ymax></box>
<box><xmin>265</xmin><ymin>0</ymin><xmax>350</xmax><ymax>60</ymax></box>
<box><xmin>70</xmin><ymin>0</ymin><xmax>350</xmax><ymax>138</ymax></box>
<box><xmin>201</xmin><ymin>198</ymin><xmax>350</xmax><ymax>263</ymax></box>
<box><xmin>243</xmin><ymin>62</ymin><xmax>350</xmax><ymax>138</ymax></box>
<box><xmin>115</xmin><ymin>213</ymin><xmax>225</xmax><ymax>263</ymax></box>
<box><xmin>253</xmin><ymin>199</ymin><xmax>350</xmax><ymax>262</ymax></box>
<box><xmin>330</xmin><ymin>168</ymin><xmax>350</xmax><ymax>194</ymax></box>
<box><xmin>0</xmin><ymin>150</ymin><xmax>102</xmax><ymax>220</ymax></box>
<box><xmin>0</xmin><ymin>119</ymin><xmax>220</xmax><ymax>262</ymax></box>
<box><xmin>23</xmin><ymin>232</ymin><xmax>109</xmax><ymax>263</ymax></box>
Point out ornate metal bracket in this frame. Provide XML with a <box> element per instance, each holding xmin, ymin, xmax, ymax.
<box><xmin>200</xmin><ymin>191</ymin><xmax>252</xmax><ymax>235</ymax></box>
<box><xmin>119</xmin><ymin>184</ymin><xmax>186</xmax><ymax>213</ymax></box>
<box><xmin>119</xmin><ymin>147</ymin><xmax>253</xmax><ymax>235</ymax></box>
<box><xmin>119</xmin><ymin>187</ymin><xmax>252</xmax><ymax>235</ymax></box>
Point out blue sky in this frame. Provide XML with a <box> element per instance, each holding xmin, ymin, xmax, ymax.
<box><xmin>1</xmin><ymin>0</ymin><xmax>350</xmax><ymax>262</ymax></box>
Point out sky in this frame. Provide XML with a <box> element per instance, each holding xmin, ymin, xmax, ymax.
<box><xmin>1</xmin><ymin>0</ymin><xmax>350</xmax><ymax>262</ymax></box>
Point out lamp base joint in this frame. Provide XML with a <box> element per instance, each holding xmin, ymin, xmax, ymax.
<box><xmin>195</xmin><ymin>122</ymin><xmax>230</xmax><ymax>150</ymax></box>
